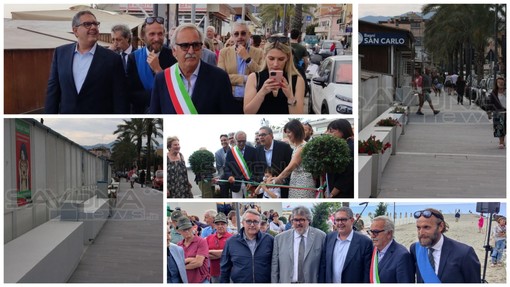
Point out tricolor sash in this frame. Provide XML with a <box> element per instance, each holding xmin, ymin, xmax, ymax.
<box><xmin>369</xmin><ymin>248</ymin><xmax>380</xmax><ymax>283</ymax></box>
<box><xmin>231</xmin><ymin>146</ymin><xmax>251</xmax><ymax>180</ymax></box>
<box><xmin>415</xmin><ymin>244</ymin><xmax>441</xmax><ymax>283</ymax></box>
<box><xmin>164</xmin><ymin>64</ymin><xmax>198</xmax><ymax>114</ymax></box>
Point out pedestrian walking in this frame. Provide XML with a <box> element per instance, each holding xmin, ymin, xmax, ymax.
<box><xmin>488</xmin><ymin>76</ymin><xmax>506</xmax><ymax>149</ymax></box>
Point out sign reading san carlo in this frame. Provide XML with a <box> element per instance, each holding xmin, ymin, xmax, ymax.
<box><xmin>359</xmin><ymin>32</ymin><xmax>407</xmax><ymax>46</ymax></box>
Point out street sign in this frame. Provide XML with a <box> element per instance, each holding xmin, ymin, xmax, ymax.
<box><xmin>359</xmin><ymin>32</ymin><xmax>407</xmax><ymax>46</ymax></box>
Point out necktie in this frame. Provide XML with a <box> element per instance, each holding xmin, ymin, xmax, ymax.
<box><xmin>298</xmin><ymin>235</ymin><xmax>305</xmax><ymax>283</ymax></box>
<box><xmin>428</xmin><ymin>248</ymin><xmax>435</xmax><ymax>272</ymax></box>
<box><xmin>121</xmin><ymin>52</ymin><xmax>128</xmax><ymax>72</ymax></box>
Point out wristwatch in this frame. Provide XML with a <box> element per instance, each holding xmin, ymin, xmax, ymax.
<box><xmin>245</xmin><ymin>57</ymin><xmax>252</xmax><ymax>64</ymax></box>
<box><xmin>287</xmin><ymin>98</ymin><xmax>297</xmax><ymax>106</ymax></box>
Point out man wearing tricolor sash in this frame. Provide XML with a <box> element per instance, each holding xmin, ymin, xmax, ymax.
<box><xmin>368</xmin><ymin>216</ymin><xmax>414</xmax><ymax>283</ymax></box>
<box><xmin>223</xmin><ymin>131</ymin><xmax>258</xmax><ymax>198</ymax></box>
<box><xmin>149</xmin><ymin>23</ymin><xmax>238</xmax><ymax>114</ymax></box>
<box><xmin>410</xmin><ymin>208</ymin><xmax>481</xmax><ymax>283</ymax></box>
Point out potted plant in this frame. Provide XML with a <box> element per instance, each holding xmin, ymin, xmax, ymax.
<box><xmin>188</xmin><ymin>149</ymin><xmax>216</xmax><ymax>198</ymax></box>
<box><xmin>375</xmin><ymin>117</ymin><xmax>401</xmax><ymax>155</ymax></box>
<box><xmin>376</xmin><ymin>117</ymin><xmax>401</xmax><ymax>127</ymax></box>
<box><xmin>301</xmin><ymin>135</ymin><xmax>352</xmax><ymax>197</ymax></box>
<box><xmin>358</xmin><ymin>135</ymin><xmax>391</xmax><ymax>198</ymax></box>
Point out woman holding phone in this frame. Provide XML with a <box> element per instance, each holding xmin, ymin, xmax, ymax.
<box><xmin>244</xmin><ymin>34</ymin><xmax>305</xmax><ymax>114</ymax></box>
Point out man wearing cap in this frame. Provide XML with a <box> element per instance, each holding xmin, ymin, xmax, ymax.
<box><xmin>201</xmin><ymin>209</ymin><xmax>218</xmax><ymax>238</ymax></box>
<box><xmin>410</xmin><ymin>208</ymin><xmax>480</xmax><ymax>283</ymax></box>
<box><xmin>176</xmin><ymin>216</ymin><xmax>211</xmax><ymax>283</ymax></box>
<box><xmin>271</xmin><ymin>206</ymin><xmax>326</xmax><ymax>283</ymax></box>
<box><xmin>368</xmin><ymin>216</ymin><xmax>414</xmax><ymax>283</ymax></box>
<box><xmin>206</xmin><ymin>212</ymin><xmax>233</xmax><ymax>283</ymax></box>
<box><xmin>220</xmin><ymin>209</ymin><xmax>273</xmax><ymax>283</ymax></box>
<box><xmin>170</xmin><ymin>210</ymin><xmax>184</xmax><ymax>244</ymax></box>
<box><xmin>168</xmin><ymin>230</ymin><xmax>188</xmax><ymax>283</ymax></box>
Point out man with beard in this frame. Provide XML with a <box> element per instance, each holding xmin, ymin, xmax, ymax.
<box><xmin>220</xmin><ymin>209</ymin><xmax>273</xmax><ymax>283</ymax></box>
<box><xmin>255</xmin><ymin>126</ymin><xmax>292</xmax><ymax>198</ymax></box>
<box><xmin>320</xmin><ymin>207</ymin><xmax>373</xmax><ymax>283</ymax></box>
<box><xmin>149</xmin><ymin>23</ymin><xmax>238</xmax><ymax>114</ymax></box>
<box><xmin>410</xmin><ymin>208</ymin><xmax>480</xmax><ymax>283</ymax></box>
<box><xmin>45</xmin><ymin>10</ymin><xmax>127</xmax><ymax>114</ymax></box>
<box><xmin>127</xmin><ymin>16</ymin><xmax>177</xmax><ymax>113</ymax></box>
<box><xmin>271</xmin><ymin>206</ymin><xmax>326</xmax><ymax>283</ymax></box>
<box><xmin>368</xmin><ymin>216</ymin><xmax>414</xmax><ymax>283</ymax></box>
<box><xmin>218</xmin><ymin>21</ymin><xmax>264</xmax><ymax>113</ymax></box>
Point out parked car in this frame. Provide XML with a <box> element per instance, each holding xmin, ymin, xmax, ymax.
<box><xmin>152</xmin><ymin>170</ymin><xmax>163</xmax><ymax>191</ymax></box>
<box><xmin>309</xmin><ymin>55</ymin><xmax>352</xmax><ymax>114</ymax></box>
<box><xmin>318</xmin><ymin>40</ymin><xmax>344</xmax><ymax>59</ymax></box>
<box><xmin>465</xmin><ymin>74</ymin><xmax>479</xmax><ymax>103</ymax></box>
<box><xmin>475</xmin><ymin>76</ymin><xmax>494</xmax><ymax>110</ymax></box>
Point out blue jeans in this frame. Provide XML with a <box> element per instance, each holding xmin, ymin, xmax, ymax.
<box><xmin>491</xmin><ymin>239</ymin><xmax>506</xmax><ymax>263</ymax></box>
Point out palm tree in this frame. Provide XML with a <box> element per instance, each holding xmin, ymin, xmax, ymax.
<box><xmin>144</xmin><ymin>118</ymin><xmax>163</xmax><ymax>184</ymax></box>
<box><xmin>111</xmin><ymin>135</ymin><xmax>137</xmax><ymax>172</ymax></box>
<box><xmin>260</xmin><ymin>4</ymin><xmax>316</xmax><ymax>34</ymax></box>
<box><xmin>113</xmin><ymin>119</ymin><xmax>145</xmax><ymax>169</ymax></box>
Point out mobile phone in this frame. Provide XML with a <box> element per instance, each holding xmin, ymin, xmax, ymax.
<box><xmin>269</xmin><ymin>70</ymin><xmax>283</xmax><ymax>83</ymax></box>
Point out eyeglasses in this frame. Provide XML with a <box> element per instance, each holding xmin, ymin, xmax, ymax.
<box><xmin>335</xmin><ymin>217</ymin><xmax>351</xmax><ymax>223</ymax></box>
<box><xmin>76</xmin><ymin>21</ymin><xmax>100</xmax><ymax>29</ymax></box>
<box><xmin>414</xmin><ymin>210</ymin><xmax>444</xmax><ymax>220</ymax></box>
<box><xmin>145</xmin><ymin>16</ymin><xmax>164</xmax><ymax>25</ymax></box>
<box><xmin>267</xmin><ymin>36</ymin><xmax>289</xmax><ymax>44</ymax></box>
<box><xmin>368</xmin><ymin>229</ymin><xmax>386</xmax><ymax>236</ymax></box>
<box><xmin>258</xmin><ymin>133</ymin><xmax>268</xmax><ymax>137</ymax></box>
<box><xmin>292</xmin><ymin>218</ymin><xmax>307</xmax><ymax>223</ymax></box>
<box><xmin>213</xmin><ymin>42</ymin><xmax>218</xmax><ymax>45</ymax></box>
<box><xmin>236</xmin><ymin>140</ymin><xmax>246</xmax><ymax>144</ymax></box>
<box><xmin>175</xmin><ymin>42</ymin><xmax>203</xmax><ymax>51</ymax></box>
<box><xmin>233</xmin><ymin>31</ymin><xmax>247</xmax><ymax>37</ymax></box>
<box><xmin>245</xmin><ymin>220</ymin><xmax>260</xmax><ymax>225</ymax></box>
<box><xmin>228</xmin><ymin>137</ymin><xmax>234</xmax><ymax>140</ymax></box>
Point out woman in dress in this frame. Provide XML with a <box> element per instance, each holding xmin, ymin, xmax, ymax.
<box><xmin>272</xmin><ymin>119</ymin><xmax>315</xmax><ymax>198</ymax></box>
<box><xmin>243</xmin><ymin>34</ymin><xmax>305</xmax><ymax>114</ymax></box>
<box><xmin>167</xmin><ymin>136</ymin><xmax>193</xmax><ymax>198</ymax></box>
<box><xmin>488</xmin><ymin>76</ymin><xmax>506</xmax><ymax>149</ymax></box>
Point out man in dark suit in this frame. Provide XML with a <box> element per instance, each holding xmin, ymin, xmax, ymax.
<box><xmin>45</xmin><ymin>10</ymin><xmax>127</xmax><ymax>114</ymax></box>
<box><xmin>255</xmin><ymin>126</ymin><xmax>292</xmax><ymax>198</ymax></box>
<box><xmin>222</xmin><ymin>131</ymin><xmax>257</xmax><ymax>198</ymax></box>
<box><xmin>320</xmin><ymin>206</ymin><xmax>373</xmax><ymax>283</ymax></box>
<box><xmin>149</xmin><ymin>23</ymin><xmax>238</xmax><ymax>114</ymax></box>
<box><xmin>410</xmin><ymin>208</ymin><xmax>481</xmax><ymax>283</ymax></box>
<box><xmin>368</xmin><ymin>216</ymin><xmax>414</xmax><ymax>283</ymax></box>
<box><xmin>127</xmin><ymin>16</ymin><xmax>177</xmax><ymax>114</ymax></box>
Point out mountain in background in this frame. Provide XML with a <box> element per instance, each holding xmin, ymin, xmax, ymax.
<box><xmin>82</xmin><ymin>142</ymin><xmax>164</xmax><ymax>150</ymax></box>
<box><xmin>360</xmin><ymin>11</ymin><xmax>434</xmax><ymax>23</ymax></box>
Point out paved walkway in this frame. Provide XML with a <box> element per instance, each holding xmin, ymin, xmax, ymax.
<box><xmin>68</xmin><ymin>180</ymin><xmax>163</xmax><ymax>283</ymax></box>
<box><xmin>378</xmin><ymin>90</ymin><xmax>506</xmax><ymax>198</ymax></box>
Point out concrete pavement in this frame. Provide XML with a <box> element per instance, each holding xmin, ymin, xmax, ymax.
<box><xmin>377</xmin><ymin>90</ymin><xmax>506</xmax><ymax>198</ymax></box>
<box><xmin>68</xmin><ymin>180</ymin><xmax>163</xmax><ymax>283</ymax></box>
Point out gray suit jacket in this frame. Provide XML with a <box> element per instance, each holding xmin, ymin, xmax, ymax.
<box><xmin>169</xmin><ymin>243</ymin><xmax>188</xmax><ymax>283</ymax></box>
<box><xmin>201</xmin><ymin>48</ymin><xmax>217</xmax><ymax>66</ymax></box>
<box><xmin>271</xmin><ymin>227</ymin><xmax>326</xmax><ymax>283</ymax></box>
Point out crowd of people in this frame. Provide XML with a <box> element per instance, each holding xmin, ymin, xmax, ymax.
<box><xmin>167</xmin><ymin>119</ymin><xmax>354</xmax><ymax>199</ymax></box>
<box><xmin>168</xmin><ymin>205</ymin><xmax>490</xmax><ymax>283</ymax></box>
<box><xmin>45</xmin><ymin>11</ymin><xmax>312</xmax><ymax>115</ymax></box>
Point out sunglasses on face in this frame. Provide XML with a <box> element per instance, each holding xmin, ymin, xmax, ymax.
<box><xmin>267</xmin><ymin>36</ymin><xmax>289</xmax><ymax>44</ymax></box>
<box><xmin>175</xmin><ymin>42</ymin><xmax>203</xmax><ymax>51</ymax></box>
<box><xmin>258</xmin><ymin>133</ymin><xmax>268</xmax><ymax>137</ymax></box>
<box><xmin>236</xmin><ymin>140</ymin><xmax>246</xmax><ymax>144</ymax></box>
<box><xmin>335</xmin><ymin>217</ymin><xmax>351</xmax><ymax>223</ymax></box>
<box><xmin>245</xmin><ymin>220</ymin><xmax>260</xmax><ymax>226</ymax></box>
<box><xmin>414</xmin><ymin>210</ymin><xmax>443</xmax><ymax>220</ymax></box>
<box><xmin>145</xmin><ymin>16</ymin><xmax>164</xmax><ymax>25</ymax></box>
<box><xmin>368</xmin><ymin>229</ymin><xmax>386</xmax><ymax>236</ymax></box>
<box><xmin>233</xmin><ymin>31</ymin><xmax>247</xmax><ymax>37</ymax></box>
<box><xmin>76</xmin><ymin>21</ymin><xmax>100</xmax><ymax>29</ymax></box>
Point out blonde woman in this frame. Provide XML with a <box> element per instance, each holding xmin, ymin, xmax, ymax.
<box><xmin>244</xmin><ymin>34</ymin><xmax>305</xmax><ymax>114</ymax></box>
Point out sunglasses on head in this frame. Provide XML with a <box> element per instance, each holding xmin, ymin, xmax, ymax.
<box><xmin>414</xmin><ymin>210</ymin><xmax>443</xmax><ymax>220</ymax></box>
<box><xmin>145</xmin><ymin>16</ymin><xmax>164</xmax><ymax>25</ymax></box>
<box><xmin>267</xmin><ymin>36</ymin><xmax>289</xmax><ymax>44</ymax></box>
<box><xmin>233</xmin><ymin>31</ymin><xmax>247</xmax><ymax>37</ymax></box>
<box><xmin>175</xmin><ymin>42</ymin><xmax>203</xmax><ymax>51</ymax></box>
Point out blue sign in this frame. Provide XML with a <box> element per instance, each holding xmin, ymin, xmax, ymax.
<box><xmin>234</xmin><ymin>15</ymin><xmax>242</xmax><ymax>21</ymax></box>
<box><xmin>306</xmin><ymin>16</ymin><xmax>312</xmax><ymax>21</ymax></box>
<box><xmin>359</xmin><ymin>32</ymin><xmax>407</xmax><ymax>46</ymax></box>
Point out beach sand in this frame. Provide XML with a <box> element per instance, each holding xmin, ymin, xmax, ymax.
<box><xmin>370</xmin><ymin>214</ymin><xmax>506</xmax><ymax>283</ymax></box>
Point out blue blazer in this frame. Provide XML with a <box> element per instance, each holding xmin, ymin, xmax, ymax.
<box><xmin>378</xmin><ymin>240</ymin><xmax>415</xmax><ymax>283</ymax></box>
<box><xmin>45</xmin><ymin>43</ymin><xmax>128</xmax><ymax>114</ymax></box>
<box><xmin>254</xmin><ymin>140</ymin><xmax>293</xmax><ymax>197</ymax></box>
<box><xmin>320</xmin><ymin>231</ymin><xmax>373</xmax><ymax>283</ymax></box>
<box><xmin>410</xmin><ymin>236</ymin><xmax>481</xmax><ymax>283</ymax></box>
<box><xmin>127</xmin><ymin>46</ymin><xmax>177</xmax><ymax>114</ymax></box>
<box><xmin>149</xmin><ymin>60</ymin><xmax>239</xmax><ymax>114</ymax></box>
<box><xmin>168</xmin><ymin>243</ymin><xmax>188</xmax><ymax>283</ymax></box>
<box><xmin>223</xmin><ymin>145</ymin><xmax>257</xmax><ymax>193</ymax></box>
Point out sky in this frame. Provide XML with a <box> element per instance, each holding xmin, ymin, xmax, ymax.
<box><xmin>3</xmin><ymin>4</ymin><xmax>83</xmax><ymax>18</ymax></box>
<box><xmin>358</xmin><ymin>4</ymin><xmax>424</xmax><ymax>18</ymax></box>
<box><xmin>41</xmin><ymin>118</ymin><xmax>162</xmax><ymax>147</ymax></box>
<box><xmin>167</xmin><ymin>115</ymin><xmax>323</xmax><ymax>161</ymax></box>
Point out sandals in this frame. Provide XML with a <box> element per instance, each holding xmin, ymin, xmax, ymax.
<box><xmin>498</xmin><ymin>144</ymin><xmax>505</xmax><ymax>149</ymax></box>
